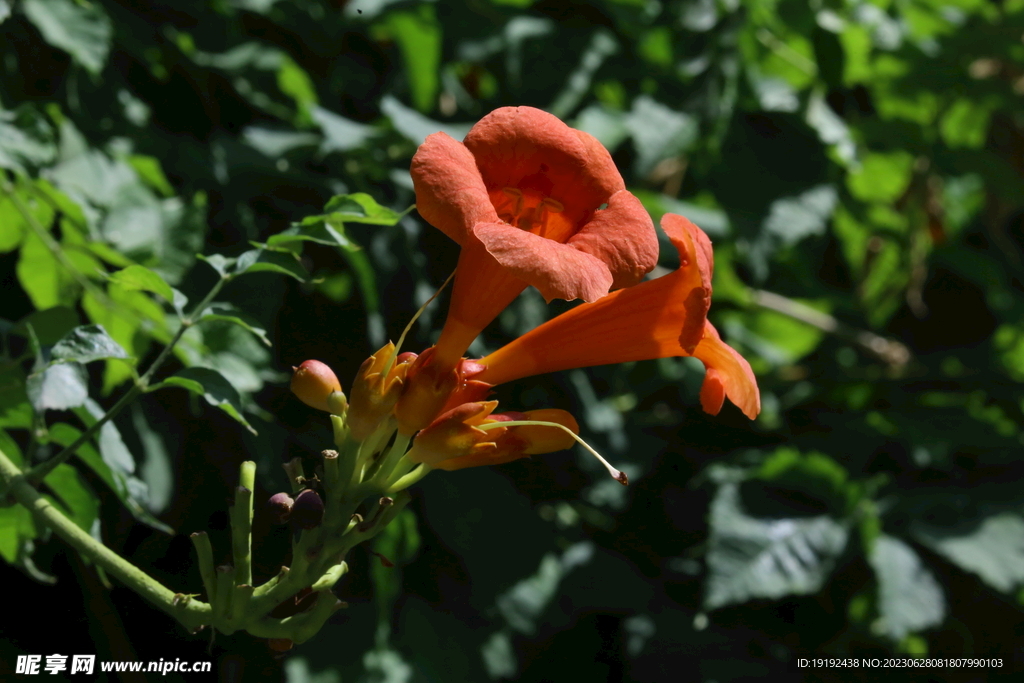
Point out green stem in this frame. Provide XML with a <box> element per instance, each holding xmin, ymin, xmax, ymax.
<box><xmin>231</xmin><ymin>461</ymin><xmax>256</xmax><ymax>587</ymax></box>
<box><xmin>190</xmin><ymin>532</ymin><xmax>218</xmax><ymax>603</ymax></box>
<box><xmin>22</xmin><ymin>274</ymin><xmax>229</xmax><ymax>487</ymax></box>
<box><xmin>0</xmin><ymin>445</ymin><xmax>211</xmax><ymax>631</ymax></box>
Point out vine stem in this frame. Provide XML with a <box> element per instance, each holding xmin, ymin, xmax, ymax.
<box><xmin>749</xmin><ymin>289</ymin><xmax>911</xmax><ymax>367</ymax></box>
<box><xmin>22</xmin><ymin>274</ymin><xmax>230</xmax><ymax>487</ymax></box>
<box><xmin>0</xmin><ymin>445</ymin><xmax>211</xmax><ymax>631</ymax></box>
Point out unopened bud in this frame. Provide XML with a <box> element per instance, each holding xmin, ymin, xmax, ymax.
<box><xmin>515</xmin><ymin>409</ymin><xmax>579</xmax><ymax>455</ymax></box>
<box><xmin>267</xmin><ymin>492</ymin><xmax>294</xmax><ymax>524</ymax></box>
<box><xmin>395</xmin><ymin>347</ymin><xmax>459</xmax><ymax>435</ymax></box>
<box><xmin>347</xmin><ymin>342</ymin><xmax>411</xmax><ymax>439</ymax></box>
<box><xmin>290</xmin><ymin>489</ymin><xmax>325</xmax><ymax>530</ymax></box>
<box><xmin>291</xmin><ymin>360</ymin><xmax>344</xmax><ymax>413</ymax></box>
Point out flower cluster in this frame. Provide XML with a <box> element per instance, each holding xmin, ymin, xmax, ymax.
<box><xmin>292</xmin><ymin>106</ymin><xmax>759</xmax><ymax>492</ymax></box>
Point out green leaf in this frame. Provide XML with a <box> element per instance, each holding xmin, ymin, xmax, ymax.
<box><xmin>197</xmin><ymin>253</ymin><xmax>235</xmax><ymax>277</ymax></box>
<box><xmin>276</xmin><ymin>56</ymin><xmax>318</xmax><ymax>126</ymax></box>
<box><xmin>0</xmin><ymin>110</ymin><xmax>56</xmax><ymax>173</ymax></box>
<box><xmin>322</xmin><ymin>193</ymin><xmax>406</xmax><ymax>226</ymax></box>
<box><xmin>73</xmin><ymin>399</ymin><xmax>136</xmax><ymax>477</ymax></box>
<box><xmin>44</xmin><ymin>463</ymin><xmax>99</xmax><ymax>533</ymax></box>
<box><xmin>268</xmin><ymin>218</ymin><xmax>354</xmax><ymax>250</ymax></box>
<box><xmin>85</xmin><ymin>242</ymin><xmax>135</xmax><ymax>268</ymax></box>
<box><xmin>131</xmin><ymin>404</ymin><xmax>173</xmax><ymax>515</ymax></box>
<box><xmin>21</xmin><ymin>0</ymin><xmax>113</xmax><ymax>75</ymax></box>
<box><xmin>633</xmin><ymin>190</ymin><xmax>730</xmax><ymax>239</ymax></box>
<box><xmin>869</xmin><ymin>535</ymin><xmax>945</xmax><ymax>640</ymax></box>
<box><xmin>912</xmin><ymin>512</ymin><xmax>1024</xmax><ymax>593</ymax></box>
<box><xmin>233</xmin><ymin>248</ymin><xmax>308</xmax><ymax>282</ymax></box>
<box><xmin>847</xmin><ymin>151</ymin><xmax>915</xmax><ymax>203</ymax></box>
<box><xmin>0</xmin><ymin>502</ymin><xmax>36</xmax><ymax>564</ymax></box>
<box><xmin>625</xmin><ymin>95</ymin><xmax>698</xmax><ymax>176</ymax></box>
<box><xmin>200</xmin><ymin>305</ymin><xmax>272</xmax><ymax>347</ymax></box>
<box><xmin>108</xmin><ymin>264</ymin><xmax>174</xmax><ymax>302</ymax></box>
<box><xmin>50</xmin><ymin>325</ymin><xmax>130</xmax><ymax>365</ymax></box>
<box><xmin>384</xmin><ymin>5</ymin><xmax>441</xmax><ymax>113</ymax></box>
<box><xmin>940</xmin><ymin>98</ymin><xmax>995</xmax><ymax>149</ymax></box>
<box><xmin>494</xmin><ymin>542</ymin><xmax>594</xmax><ymax>635</ymax></box>
<box><xmin>12</xmin><ymin>306</ymin><xmax>79</xmax><ymax>345</ymax></box>
<box><xmin>311</xmin><ymin>107</ymin><xmax>375</xmax><ymax>154</ymax></box>
<box><xmin>16</xmin><ymin>229</ymin><xmax>74</xmax><ymax>310</ymax></box>
<box><xmin>0</xmin><ymin>365</ymin><xmax>31</xmax><ymax>429</ymax></box>
<box><xmin>704</xmin><ymin>482</ymin><xmax>849</xmax><ymax>609</ymax></box>
<box><xmin>126</xmin><ymin>155</ymin><xmax>174</xmax><ymax>197</ymax></box>
<box><xmin>155</xmin><ymin>191</ymin><xmax>207</xmax><ymax>285</ymax></box>
<box><xmin>26</xmin><ymin>362</ymin><xmax>88</xmax><ymax>412</ymax></box>
<box><xmin>48</xmin><ymin>421</ymin><xmax>173</xmax><ymax>534</ymax></box>
<box><xmin>241</xmin><ymin>127</ymin><xmax>320</xmax><ymax>157</ymax></box>
<box><xmin>755</xmin><ymin>448</ymin><xmax>855</xmax><ymax>516</ymax></box>
<box><xmin>81</xmin><ymin>287</ymin><xmax>153</xmax><ymax>392</ymax></box>
<box><xmin>762</xmin><ymin>185</ymin><xmax>837</xmax><ymax>247</ymax></box>
<box><xmin>381</xmin><ymin>94</ymin><xmax>472</xmax><ymax>145</ymax></box>
<box><xmin>152</xmin><ymin>367</ymin><xmax>256</xmax><ymax>434</ymax></box>
<box><xmin>0</xmin><ymin>192</ymin><xmax>26</xmax><ymax>252</ymax></box>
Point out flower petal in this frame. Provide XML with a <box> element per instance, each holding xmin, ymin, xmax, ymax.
<box><xmin>411</xmin><ymin>132</ymin><xmax>497</xmax><ymax>245</ymax></box>
<box><xmin>693</xmin><ymin>321</ymin><xmax>760</xmax><ymax>419</ymax></box>
<box><xmin>568</xmin><ymin>190</ymin><xmax>659</xmax><ymax>290</ymax></box>
<box><xmin>464</xmin><ymin>107</ymin><xmax>624</xmax><ymax>226</ymax></box>
<box><xmin>476</xmin><ymin>213</ymin><xmax>712</xmax><ymax>386</ymax></box>
<box><xmin>473</xmin><ymin>221</ymin><xmax>614</xmax><ymax>303</ymax></box>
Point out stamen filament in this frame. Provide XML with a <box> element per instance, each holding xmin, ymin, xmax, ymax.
<box><xmin>476</xmin><ymin>420</ymin><xmax>628</xmax><ymax>485</ymax></box>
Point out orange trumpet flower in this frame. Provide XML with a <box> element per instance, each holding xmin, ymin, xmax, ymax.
<box><xmin>411</xmin><ymin>106</ymin><xmax>660</xmax><ymax>374</ymax></box>
<box><xmin>475</xmin><ymin>214</ymin><xmax>760</xmax><ymax>420</ymax></box>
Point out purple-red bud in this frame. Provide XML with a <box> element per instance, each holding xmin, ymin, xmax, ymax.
<box><xmin>290</xmin><ymin>489</ymin><xmax>325</xmax><ymax>530</ymax></box>
<box><xmin>267</xmin><ymin>492</ymin><xmax>294</xmax><ymax>524</ymax></box>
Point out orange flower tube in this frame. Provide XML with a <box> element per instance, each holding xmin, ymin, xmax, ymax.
<box><xmin>476</xmin><ymin>214</ymin><xmax>760</xmax><ymax>420</ymax></box>
<box><xmin>411</xmin><ymin>106</ymin><xmax>660</xmax><ymax>373</ymax></box>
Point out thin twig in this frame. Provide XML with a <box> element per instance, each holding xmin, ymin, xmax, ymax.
<box><xmin>0</xmin><ymin>445</ymin><xmax>211</xmax><ymax>631</ymax></box>
<box><xmin>750</xmin><ymin>289</ymin><xmax>911</xmax><ymax>367</ymax></box>
<box><xmin>23</xmin><ymin>275</ymin><xmax>229</xmax><ymax>487</ymax></box>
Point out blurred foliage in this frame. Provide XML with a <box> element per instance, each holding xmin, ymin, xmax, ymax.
<box><xmin>3</xmin><ymin>0</ymin><xmax>1024</xmax><ymax>680</ymax></box>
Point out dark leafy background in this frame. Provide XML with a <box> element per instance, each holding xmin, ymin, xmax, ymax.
<box><xmin>1</xmin><ymin>0</ymin><xmax>1023</xmax><ymax>681</ymax></box>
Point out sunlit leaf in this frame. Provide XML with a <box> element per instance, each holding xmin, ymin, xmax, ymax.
<box><xmin>322</xmin><ymin>193</ymin><xmax>405</xmax><ymax>226</ymax></box>
<box><xmin>26</xmin><ymin>362</ymin><xmax>88</xmax><ymax>412</ymax></box>
<box><xmin>16</xmin><ymin>230</ymin><xmax>74</xmax><ymax>310</ymax></box>
<box><xmin>912</xmin><ymin>512</ymin><xmax>1024</xmax><ymax>593</ymax></box>
<box><xmin>50</xmin><ymin>325</ymin><xmax>130</xmax><ymax>365</ymax></box>
<box><xmin>126</xmin><ymin>155</ymin><xmax>174</xmax><ymax>197</ymax></box>
<box><xmin>847</xmin><ymin>151</ymin><xmax>915</xmax><ymax>203</ymax></box>
<box><xmin>383</xmin><ymin>5</ymin><xmax>441</xmax><ymax>113</ymax></box>
<box><xmin>869</xmin><ymin>535</ymin><xmax>945</xmax><ymax>640</ymax></box>
<box><xmin>381</xmin><ymin>95</ymin><xmax>472</xmax><ymax>145</ymax></box>
<box><xmin>705</xmin><ymin>482</ymin><xmax>849</xmax><ymax>609</ymax></box>
<box><xmin>21</xmin><ymin>0</ymin><xmax>112</xmax><ymax>75</ymax></box>
<box><xmin>108</xmin><ymin>264</ymin><xmax>174</xmax><ymax>302</ymax></box>
<box><xmin>233</xmin><ymin>248</ymin><xmax>307</xmax><ymax>282</ymax></box>
<box><xmin>311</xmin><ymin>107</ymin><xmax>375</xmax><ymax>154</ymax></box>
